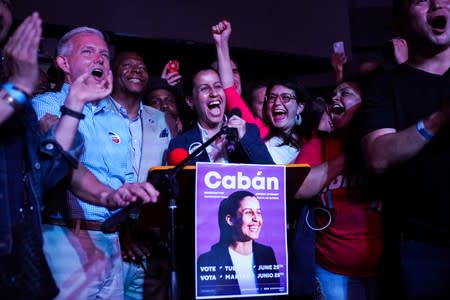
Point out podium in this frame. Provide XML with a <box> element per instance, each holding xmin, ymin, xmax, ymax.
<box><xmin>138</xmin><ymin>163</ymin><xmax>310</xmax><ymax>299</ymax></box>
<box><xmin>139</xmin><ymin>164</ymin><xmax>310</xmax><ymax>229</ymax></box>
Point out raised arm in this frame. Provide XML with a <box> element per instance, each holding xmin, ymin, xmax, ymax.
<box><xmin>212</xmin><ymin>20</ymin><xmax>234</xmax><ymax>89</ymax></box>
<box><xmin>331</xmin><ymin>52</ymin><xmax>347</xmax><ymax>85</ymax></box>
<box><xmin>161</xmin><ymin>60</ymin><xmax>182</xmax><ymax>86</ymax></box>
<box><xmin>212</xmin><ymin>20</ymin><xmax>269</xmax><ymax>138</ymax></box>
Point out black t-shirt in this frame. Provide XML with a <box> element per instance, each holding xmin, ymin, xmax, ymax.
<box><xmin>359</xmin><ymin>64</ymin><xmax>450</xmax><ymax>245</ymax></box>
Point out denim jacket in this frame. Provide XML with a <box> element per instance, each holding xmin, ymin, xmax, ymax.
<box><xmin>0</xmin><ymin>103</ymin><xmax>83</xmax><ymax>255</ymax></box>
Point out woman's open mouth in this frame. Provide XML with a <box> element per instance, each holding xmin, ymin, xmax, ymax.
<box><xmin>331</xmin><ymin>103</ymin><xmax>345</xmax><ymax>115</ymax></box>
<box><xmin>207</xmin><ymin>100</ymin><xmax>222</xmax><ymax>116</ymax></box>
<box><xmin>271</xmin><ymin>108</ymin><xmax>287</xmax><ymax>122</ymax></box>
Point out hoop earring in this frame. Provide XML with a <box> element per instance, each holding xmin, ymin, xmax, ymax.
<box><xmin>295</xmin><ymin>113</ymin><xmax>302</xmax><ymax>126</ymax></box>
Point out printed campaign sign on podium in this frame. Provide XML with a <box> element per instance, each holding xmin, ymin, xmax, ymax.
<box><xmin>195</xmin><ymin>162</ymin><xmax>288</xmax><ymax>299</ymax></box>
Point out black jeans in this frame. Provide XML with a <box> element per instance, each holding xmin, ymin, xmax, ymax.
<box><xmin>399</xmin><ymin>239</ymin><xmax>450</xmax><ymax>300</ymax></box>
<box><xmin>0</xmin><ymin>220</ymin><xmax>58</xmax><ymax>300</ymax></box>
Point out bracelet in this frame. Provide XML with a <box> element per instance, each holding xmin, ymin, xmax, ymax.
<box><xmin>1</xmin><ymin>82</ymin><xmax>29</xmax><ymax>108</ymax></box>
<box><xmin>416</xmin><ymin>120</ymin><xmax>433</xmax><ymax>141</ymax></box>
<box><xmin>60</xmin><ymin>105</ymin><xmax>85</xmax><ymax>120</ymax></box>
<box><xmin>0</xmin><ymin>89</ymin><xmax>16</xmax><ymax>108</ymax></box>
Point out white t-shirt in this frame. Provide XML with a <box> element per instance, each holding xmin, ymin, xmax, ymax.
<box><xmin>197</xmin><ymin>123</ymin><xmax>229</xmax><ymax>163</ymax></box>
<box><xmin>228</xmin><ymin>247</ymin><xmax>257</xmax><ymax>294</ymax></box>
<box><xmin>265</xmin><ymin>136</ymin><xmax>299</xmax><ymax>164</ymax></box>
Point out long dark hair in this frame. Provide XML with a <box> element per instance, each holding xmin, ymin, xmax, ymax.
<box><xmin>217</xmin><ymin>190</ymin><xmax>255</xmax><ymax>245</ymax></box>
<box><xmin>263</xmin><ymin>79</ymin><xmax>313</xmax><ymax>149</ymax></box>
<box><xmin>340</xmin><ymin>71</ymin><xmax>382</xmax><ymax>180</ymax></box>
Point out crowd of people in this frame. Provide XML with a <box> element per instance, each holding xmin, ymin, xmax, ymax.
<box><xmin>1</xmin><ymin>0</ymin><xmax>449</xmax><ymax>299</ymax></box>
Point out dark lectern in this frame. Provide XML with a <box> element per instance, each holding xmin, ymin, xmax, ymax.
<box><xmin>138</xmin><ymin>164</ymin><xmax>310</xmax><ymax>299</ymax></box>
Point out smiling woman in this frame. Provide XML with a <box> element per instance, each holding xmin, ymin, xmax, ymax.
<box><xmin>196</xmin><ymin>191</ymin><xmax>279</xmax><ymax>296</ymax></box>
<box><xmin>329</xmin><ymin>81</ymin><xmax>362</xmax><ymax>131</ymax></box>
<box><xmin>263</xmin><ymin>79</ymin><xmax>314</xmax><ymax>164</ymax></box>
<box><xmin>167</xmin><ymin>67</ymin><xmax>274</xmax><ymax>165</ymax></box>
<box><xmin>187</xmin><ymin>68</ymin><xmax>226</xmax><ymax>132</ymax></box>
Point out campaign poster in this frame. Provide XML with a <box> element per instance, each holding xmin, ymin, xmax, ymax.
<box><xmin>195</xmin><ymin>162</ymin><xmax>288</xmax><ymax>299</ymax></box>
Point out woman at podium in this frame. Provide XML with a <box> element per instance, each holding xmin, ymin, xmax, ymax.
<box><xmin>196</xmin><ymin>191</ymin><xmax>280</xmax><ymax>297</ymax></box>
<box><xmin>167</xmin><ymin>67</ymin><xmax>274</xmax><ymax>165</ymax></box>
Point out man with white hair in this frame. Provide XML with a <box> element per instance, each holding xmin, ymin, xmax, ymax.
<box><xmin>33</xmin><ymin>27</ymin><xmax>159</xmax><ymax>299</ymax></box>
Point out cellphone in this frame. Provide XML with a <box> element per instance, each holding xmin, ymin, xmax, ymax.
<box><xmin>167</xmin><ymin>60</ymin><xmax>179</xmax><ymax>74</ymax></box>
<box><xmin>333</xmin><ymin>41</ymin><xmax>345</xmax><ymax>54</ymax></box>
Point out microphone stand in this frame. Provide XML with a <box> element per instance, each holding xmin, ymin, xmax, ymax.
<box><xmin>103</xmin><ymin>125</ymin><xmax>231</xmax><ymax>300</ymax></box>
<box><xmin>159</xmin><ymin>126</ymin><xmax>231</xmax><ymax>300</ymax></box>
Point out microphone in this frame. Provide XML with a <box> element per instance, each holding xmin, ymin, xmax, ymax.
<box><xmin>102</xmin><ymin>120</ymin><xmax>233</xmax><ymax>233</ymax></box>
<box><xmin>225</xmin><ymin>108</ymin><xmax>242</xmax><ymax>154</ymax></box>
<box><xmin>168</xmin><ymin>147</ymin><xmax>189</xmax><ymax>166</ymax></box>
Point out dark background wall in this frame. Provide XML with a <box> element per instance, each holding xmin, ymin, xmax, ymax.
<box><xmin>12</xmin><ymin>0</ymin><xmax>395</xmax><ymax>92</ymax></box>
<box><xmin>14</xmin><ymin>0</ymin><xmax>352</xmax><ymax>58</ymax></box>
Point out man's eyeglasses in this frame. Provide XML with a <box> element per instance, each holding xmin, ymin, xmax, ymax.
<box><xmin>265</xmin><ymin>93</ymin><xmax>297</xmax><ymax>104</ymax></box>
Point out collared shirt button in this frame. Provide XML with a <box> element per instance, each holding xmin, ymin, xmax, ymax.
<box><xmin>19</xmin><ymin>208</ymin><xmax>23</xmax><ymax>213</ymax></box>
<box><xmin>29</xmin><ymin>206</ymin><xmax>34</xmax><ymax>211</ymax></box>
<box><xmin>45</xmin><ymin>143</ymin><xmax>54</xmax><ymax>151</ymax></box>
<box><xmin>34</xmin><ymin>162</ymin><xmax>41</xmax><ymax>169</ymax></box>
